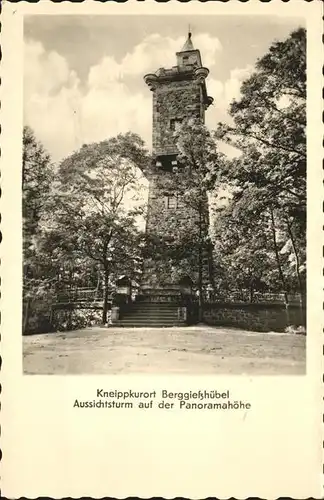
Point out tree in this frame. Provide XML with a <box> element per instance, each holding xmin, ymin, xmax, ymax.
<box><xmin>23</xmin><ymin>126</ymin><xmax>54</xmax><ymax>258</ymax></box>
<box><xmin>214</xmin><ymin>28</ymin><xmax>306</xmax><ymax>312</ymax></box>
<box><xmin>22</xmin><ymin>126</ymin><xmax>56</xmax><ymax>330</ymax></box>
<box><xmin>47</xmin><ymin>133</ymin><xmax>149</xmax><ymax>323</ymax></box>
<box><xmin>213</xmin><ymin>191</ymin><xmax>284</xmax><ymax>302</ymax></box>
<box><xmin>175</xmin><ymin>119</ymin><xmax>219</xmax><ymax>319</ymax></box>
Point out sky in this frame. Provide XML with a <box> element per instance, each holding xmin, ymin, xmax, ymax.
<box><xmin>24</xmin><ymin>14</ymin><xmax>304</xmax><ymax>164</ymax></box>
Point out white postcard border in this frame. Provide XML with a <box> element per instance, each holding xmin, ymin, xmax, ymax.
<box><xmin>1</xmin><ymin>0</ymin><xmax>323</xmax><ymax>498</ymax></box>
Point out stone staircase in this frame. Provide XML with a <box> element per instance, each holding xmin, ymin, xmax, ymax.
<box><xmin>116</xmin><ymin>301</ymin><xmax>187</xmax><ymax>328</ymax></box>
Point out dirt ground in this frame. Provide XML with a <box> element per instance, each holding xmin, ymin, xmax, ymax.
<box><xmin>23</xmin><ymin>325</ymin><xmax>306</xmax><ymax>375</ymax></box>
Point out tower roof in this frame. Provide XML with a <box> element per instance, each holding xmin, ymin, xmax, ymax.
<box><xmin>181</xmin><ymin>32</ymin><xmax>194</xmax><ymax>51</ymax></box>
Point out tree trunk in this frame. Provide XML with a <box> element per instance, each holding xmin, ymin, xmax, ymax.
<box><xmin>23</xmin><ymin>298</ymin><xmax>31</xmax><ymax>334</ymax></box>
<box><xmin>67</xmin><ymin>309</ymin><xmax>72</xmax><ymax>331</ymax></box>
<box><xmin>286</xmin><ymin>217</ymin><xmax>306</xmax><ymax>323</ymax></box>
<box><xmin>198</xmin><ymin>246</ymin><xmax>203</xmax><ymax>322</ymax></box>
<box><xmin>207</xmin><ymin>240</ymin><xmax>215</xmax><ymax>291</ymax></box>
<box><xmin>49</xmin><ymin>305</ymin><xmax>54</xmax><ymax>330</ymax></box>
<box><xmin>198</xmin><ymin>200</ymin><xmax>204</xmax><ymax>323</ymax></box>
<box><xmin>270</xmin><ymin>209</ymin><xmax>290</xmax><ymax>322</ymax></box>
<box><xmin>249</xmin><ymin>283</ymin><xmax>254</xmax><ymax>303</ymax></box>
<box><xmin>68</xmin><ymin>267</ymin><xmax>73</xmax><ymax>301</ymax></box>
<box><xmin>102</xmin><ymin>265</ymin><xmax>110</xmax><ymax>324</ymax></box>
<box><xmin>95</xmin><ymin>267</ymin><xmax>101</xmax><ymax>301</ymax></box>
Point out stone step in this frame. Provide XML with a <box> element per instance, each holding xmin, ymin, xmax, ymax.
<box><xmin>116</xmin><ymin>301</ymin><xmax>188</xmax><ymax>327</ymax></box>
<box><xmin>116</xmin><ymin>316</ymin><xmax>186</xmax><ymax>324</ymax></box>
<box><xmin>132</xmin><ymin>307</ymin><xmax>180</xmax><ymax>310</ymax></box>
<box><xmin>116</xmin><ymin>321</ymin><xmax>186</xmax><ymax>327</ymax></box>
<box><xmin>121</xmin><ymin>310</ymin><xmax>179</xmax><ymax>315</ymax></box>
<box><xmin>130</xmin><ymin>304</ymin><xmax>179</xmax><ymax>308</ymax></box>
<box><xmin>122</xmin><ymin>310</ymin><xmax>181</xmax><ymax>314</ymax></box>
<box><xmin>133</xmin><ymin>302</ymin><xmax>179</xmax><ymax>305</ymax></box>
<box><xmin>120</xmin><ymin>318</ymin><xmax>179</xmax><ymax>323</ymax></box>
<box><xmin>124</xmin><ymin>308</ymin><xmax>181</xmax><ymax>314</ymax></box>
<box><xmin>118</xmin><ymin>317</ymin><xmax>184</xmax><ymax>322</ymax></box>
<box><xmin>130</xmin><ymin>308</ymin><xmax>180</xmax><ymax>313</ymax></box>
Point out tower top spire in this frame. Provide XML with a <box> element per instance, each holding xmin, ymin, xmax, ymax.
<box><xmin>181</xmin><ymin>30</ymin><xmax>194</xmax><ymax>51</ymax></box>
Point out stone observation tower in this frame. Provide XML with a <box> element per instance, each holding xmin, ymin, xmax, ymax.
<box><xmin>142</xmin><ymin>33</ymin><xmax>214</xmax><ymax>295</ymax></box>
<box><xmin>115</xmin><ymin>33</ymin><xmax>214</xmax><ymax>326</ymax></box>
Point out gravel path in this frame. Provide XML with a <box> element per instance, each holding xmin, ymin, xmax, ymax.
<box><xmin>23</xmin><ymin>325</ymin><xmax>306</xmax><ymax>375</ymax></box>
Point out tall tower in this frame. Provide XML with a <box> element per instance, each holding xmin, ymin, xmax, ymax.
<box><xmin>142</xmin><ymin>32</ymin><xmax>213</xmax><ymax>297</ymax></box>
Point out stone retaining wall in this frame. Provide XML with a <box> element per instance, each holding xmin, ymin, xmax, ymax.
<box><xmin>23</xmin><ymin>302</ymin><xmax>102</xmax><ymax>335</ymax></box>
<box><xmin>202</xmin><ymin>302</ymin><xmax>305</xmax><ymax>332</ymax></box>
<box><xmin>23</xmin><ymin>298</ymin><xmax>53</xmax><ymax>334</ymax></box>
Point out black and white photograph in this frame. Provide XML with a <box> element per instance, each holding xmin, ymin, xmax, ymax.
<box><xmin>22</xmin><ymin>13</ymin><xmax>307</xmax><ymax>375</ymax></box>
<box><xmin>2</xmin><ymin>1</ymin><xmax>322</xmax><ymax>498</ymax></box>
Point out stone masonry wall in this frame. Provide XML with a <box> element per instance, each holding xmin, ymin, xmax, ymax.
<box><xmin>146</xmin><ymin>172</ymin><xmax>202</xmax><ymax>236</ymax></box>
<box><xmin>23</xmin><ymin>297</ymin><xmax>53</xmax><ymax>334</ymax></box>
<box><xmin>143</xmin><ymin>168</ymin><xmax>211</xmax><ymax>286</ymax></box>
<box><xmin>144</xmin><ymin>61</ymin><xmax>210</xmax><ymax>288</ymax></box>
<box><xmin>23</xmin><ymin>301</ymin><xmax>103</xmax><ymax>335</ymax></box>
<box><xmin>203</xmin><ymin>303</ymin><xmax>305</xmax><ymax>332</ymax></box>
<box><xmin>153</xmin><ymin>79</ymin><xmax>203</xmax><ymax>155</ymax></box>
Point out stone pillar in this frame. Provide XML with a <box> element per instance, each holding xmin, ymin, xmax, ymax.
<box><xmin>111</xmin><ymin>306</ymin><xmax>120</xmax><ymax>323</ymax></box>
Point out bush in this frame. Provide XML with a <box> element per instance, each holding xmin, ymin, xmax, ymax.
<box><xmin>53</xmin><ymin>309</ymin><xmax>102</xmax><ymax>332</ymax></box>
<box><xmin>285</xmin><ymin>325</ymin><xmax>306</xmax><ymax>335</ymax></box>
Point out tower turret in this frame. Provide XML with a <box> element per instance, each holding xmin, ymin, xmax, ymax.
<box><xmin>144</xmin><ymin>32</ymin><xmax>213</xmax><ymax>165</ymax></box>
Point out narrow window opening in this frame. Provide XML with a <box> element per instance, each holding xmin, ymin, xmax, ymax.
<box><xmin>165</xmin><ymin>195</ymin><xmax>178</xmax><ymax>209</ymax></box>
<box><xmin>170</xmin><ymin>118</ymin><xmax>182</xmax><ymax>131</ymax></box>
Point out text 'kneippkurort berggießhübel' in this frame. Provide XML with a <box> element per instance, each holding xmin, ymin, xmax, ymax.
<box><xmin>73</xmin><ymin>389</ymin><xmax>252</xmax><ymax>411</ymax></box>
